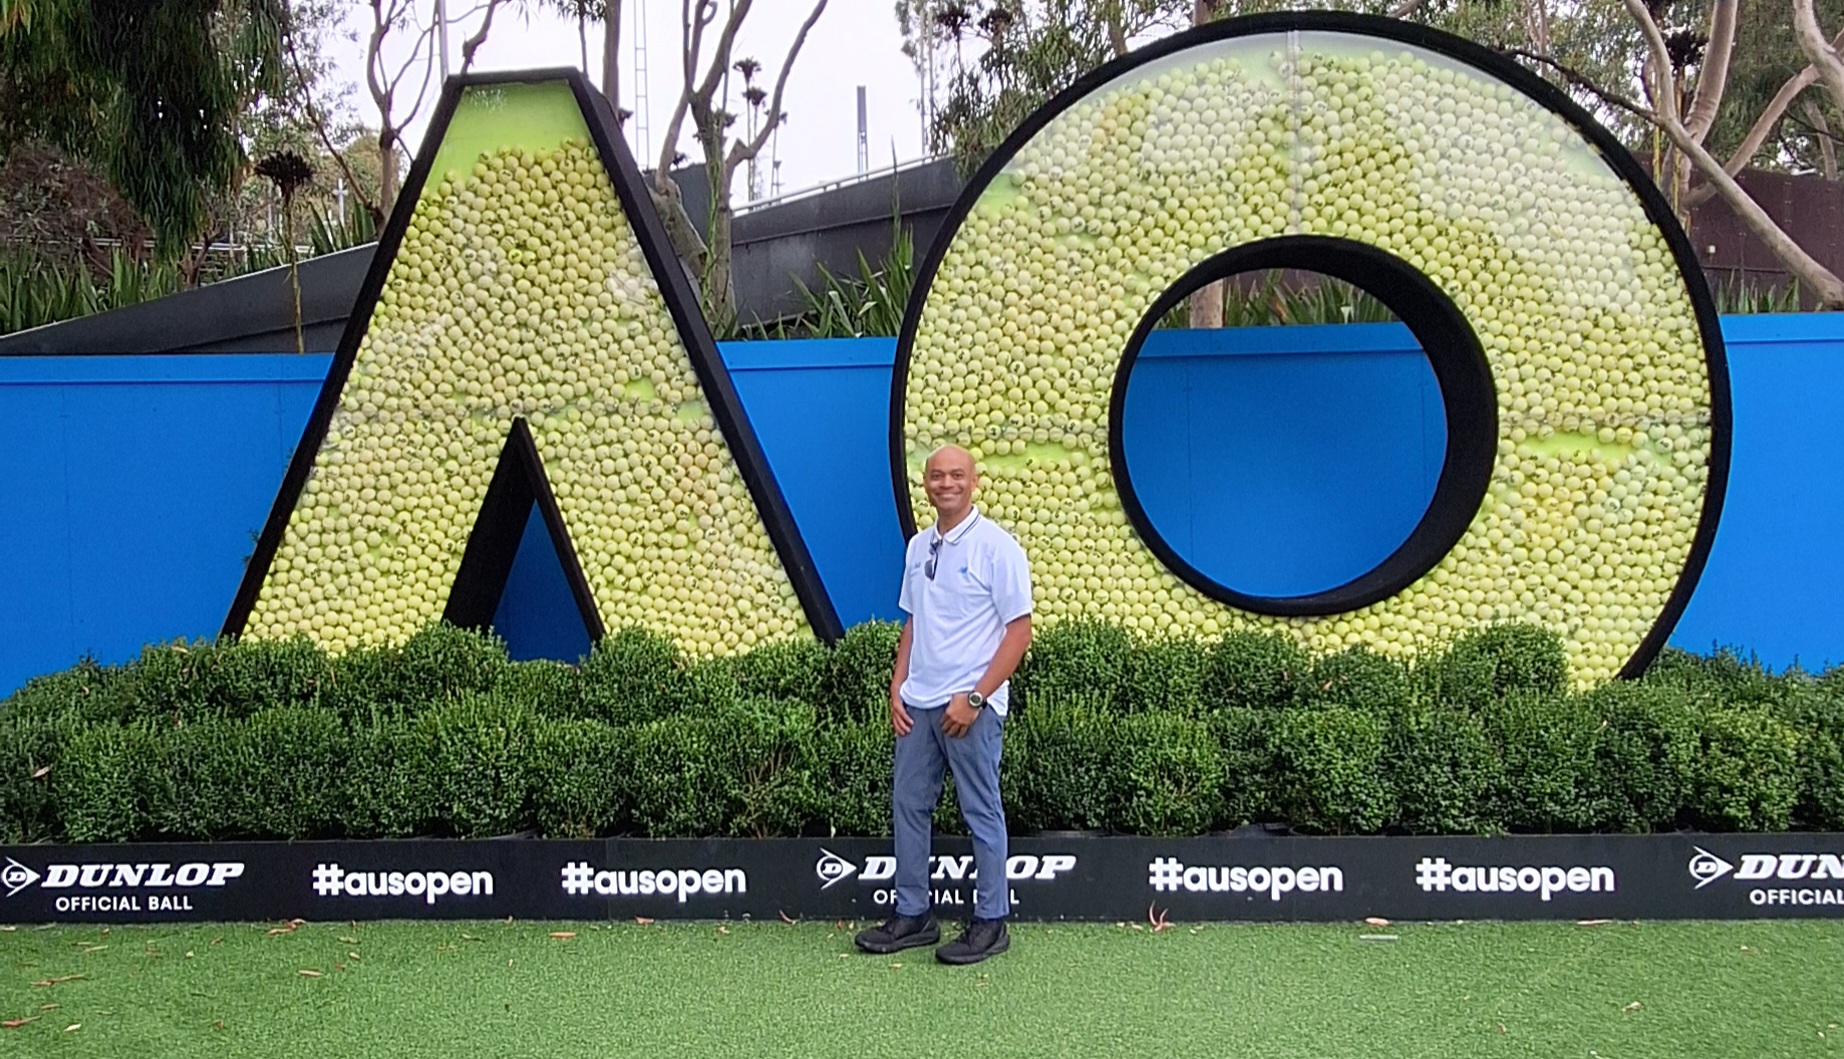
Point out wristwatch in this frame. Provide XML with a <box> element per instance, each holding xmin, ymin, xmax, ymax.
<box><xmin>965</xmin><ymin>690</ymin><xmax>985</xmax><ymax>710</ymax></box>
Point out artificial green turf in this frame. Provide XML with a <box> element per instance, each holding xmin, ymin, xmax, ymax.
<box><xmin>3</xmin><ymin>918</ymin><xmax>1840</xmax><ymax>1058</ymax></box>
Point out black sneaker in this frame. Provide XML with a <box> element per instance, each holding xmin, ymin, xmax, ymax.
<box><xmin>935</xmin><ymin>917</ymin><xmax>1010</xmax><ymax>965</ymax></box>
<box><xmin>853</xmin><ymin>913</ymin><xmax>940</xmax><ymax>954</ymax></box>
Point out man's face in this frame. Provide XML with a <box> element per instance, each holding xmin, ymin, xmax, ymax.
<box><xmin>924</xmin><ymin>449</ymin><xmax>976</xmax><ymax>518</ymax></box>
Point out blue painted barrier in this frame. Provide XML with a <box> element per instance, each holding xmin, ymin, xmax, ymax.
<box><xmin>1</xmin><ymin>316</ymin><xmax>1838</xmax><ymax>694</ymax></box>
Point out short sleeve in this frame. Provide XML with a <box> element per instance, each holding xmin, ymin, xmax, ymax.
<box><xmin>896</xmin><ymin>538</ymin><xmax>917</xmax><ymax>616</ymax></box>
<box><xmin>990</xmin><ymin>536</ymin><xmax>1033</xmax><ymax>624</ymax></box>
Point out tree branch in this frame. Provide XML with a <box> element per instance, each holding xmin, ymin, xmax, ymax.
<box><xmin>1683</xmin><ymin>27</ymin><xmax>1843</xmax><ymax>206</ymax></box>
<box><xmin>1388</xmin><ymin>0</ymin><xmax>1429</xmax><ymax>19</ymax></box>
<box><xmin>1647</xmin><ymin>89</ymin><xmax>1844</xmax><ymax>305</ymax></box>
<box><xmin>658</xmin><ymin>0</ymin><xmax>715</xmax><ymax>180</ymax></box>
<box><xmin>459</xmin><ymin>0</ymin><xmax>509</xmax><ymax>73</ymax></box>
<box><xmin>1621</xmin><ymin>0</ymin><xmax>1681</xmax><ymax>126</ymax></box>
<box><xmin>1794</xmin><ymin>0</ymin><xmax>1844</xmax><ymax>113</ymax></box>
<box><xmin>693</xmin><ymin>0</ymin><xmax>755</xmax><ymax>104</ymax></box>
<box><xmin>727</xmin><ymin>0</ymin><xmax>827</xmax><ymax>170</ymax></box>
<box><xmin>1806</xmin><ymin>99</ymin><xmax>1839</xmax><ymax>179</ymax></box>
<box><xmin>285</xmin><ymin>27</ymin><xmax>380</xmax><ymax>222</ymax></box>
<box><xmin>1683</xmin><ymin>0</ymin><xmax>1736</xmax><ymax>141</ymax></box>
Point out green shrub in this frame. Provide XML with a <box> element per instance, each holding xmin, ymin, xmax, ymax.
<box><xmin>530</xmin><ymin>719</ymin><xmax>632</xmax><ymax>838</ymax></box>
<box><xmin>1482</xmin><ymin>692</ymin><xmax>1600</xmax><ymax>832</ymax></box>
<box><xmin>716</xmin><ymin>700</ymin><xmax>818</xmax><ymax>838</ymax></box>
<box><xmin>622</xmin><ymin>700</ymin><xmax>816</xmax><ymax>837</ymax></box>
<box><xmin>808</xmin><ymin>719</ymin><xmax>893</xmax><ymax>837</ymax></box>
<box><xmin>1386</xmin><ymin>705</ymin><xmax>1502</xmax><ymax>834</ymax></box>
<box><xmin>1005</xmin><ymin>693</ymin><xmax>1121</xmax><ymax>832</ymax></box>
<box><xmin>579</xmin><ymin>626</ymin><xmax>696</xmax><ymax>725</ymax></box>
<box><xmin>1686</xmin><ymin>705</ymin><xmax>1801</xmax><ymax>831</ymax></box>
<box><xmin>1787</xmin><ymin>686</ymin><xmax>1844</xmax><ymax>830</ymax></box>
<box><xmin>147</xmin><ymin>715</ymin><xmax>250</xmax><ymax>839</ymax></box>
<box><xmin>1584</xmin><ymin>681</ymin><xmax>1700</xmax><ymax>831</ymax></box>
<box><xmin>0</xmin><ymin>712</ymin><xmax>81</xmax><ymax>843</ymax></box>
<box><xmin>2</xmin><ymin>658</ymin><xmax>132</xmax><ymax>726</ymax></box>
<box><xmin>820</xmin><ymin>620</ymin><xmax>902</xmax><ymax>724</ymax></box>
<box><xmin>1206</xmin><ymin>630</ymin><xmax>1309</xmax><ymax>711</ymax></box>
<box><xmin>408</xmin><ymin>692</ymin><xmax>541</xmax><ymax>837</ymax></box>
<box><xmin>731</xmin><ymin>638</ymin><xmax>831</xmax><ymax>703</ymax></box>
<box><xmin>395</xmin><ymin>624</ymin><xmax>511</xmax><ymax>704</ymax></box>
<box><xmin>1308</xmin><ymin>645</ymin><xmax>1411</xmax><ymax>713</ymax></box>
<box><xmin>1421</xmin><ymin>623</ymin><xmax>1568</xmax><ymax>710</ymax></box>
<box><xmin>493</xmin><ymin>659</ymin><xmax>585</xmax><ymax>719</ymax></box>
<box><xmin>238</xmin><ymin>708</ymin><xmax>350</xmax><ymax>839</ymax></box>
<box><xmin>1270</xmin><ymin>707</ymin><xmax>1393</xmax><ymax>834</ymax></box>
<box><xmin>1016</xmin><ymin>621</ymin><xmax>1131</xmax><ymax>712</ymax></box>
<box><xmin>1204</xmin><ymin>707</ymin><xmax>1276</xmax><ymax>828</ymax></box>
<box><xmin>321</xmin><ymin>624</ymin><xmax>510</xmax><ymax>718</ymax></box>
<box><xmin>53</xmin><ymin>722</ymin><xmax>163</xmax><ymax>842</ymax></box>
<box><xmin>1125</xmin><ymin>637</ymin><xmax>1211</xmax><ymax>715</ymax></box>
<box><xmin>1118</xmin><ymin>713</ymin><xmax>1224</xmax><ymax>835</ymax></box>
<box><xmin>141</xmin><ymin>707</ymin><xmax>346</xmax><ymax>840</ymax></box>
<box><xmin>1644</xmin><ymin>646</ymin><xmax>1782</xmax><ymax>705</ymax></box>
<box><xmin>343</xmin><ymin>717</ymin><xmax>436</xmax><ymax>838</ymax></box>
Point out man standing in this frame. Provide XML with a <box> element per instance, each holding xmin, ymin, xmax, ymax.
<box><xmin>855</xmin><ymin>445</ymin><xmax>1033</xmax><ymax>965</ymax></box>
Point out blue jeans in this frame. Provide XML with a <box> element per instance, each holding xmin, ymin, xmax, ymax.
<box><xmin>892</xmin><ymin>703</ymin><xmax>1008</xmax><ymax>920</ymax></box>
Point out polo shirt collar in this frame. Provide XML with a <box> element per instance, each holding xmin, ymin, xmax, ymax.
<box><xmin>933</xmin><ymin>506</ymin><xmax>982</xmax><ymax>546</ymax></box>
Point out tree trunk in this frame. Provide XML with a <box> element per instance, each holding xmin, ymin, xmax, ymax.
<box><xmin>379</xmin><ymin>129</ymin><xmax>401</xmax><ymax>214</ymax></box>
<box><xmin>704</xmin><ymin>194</ymin><xmax>737</xmax><ymax>334</ymax></box>
<box><xmin>602</xmin><ymin>0</ymin><xmax>621</xmax><ymax>106</ymax></box>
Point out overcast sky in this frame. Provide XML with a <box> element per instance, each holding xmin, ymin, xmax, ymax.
<box><xmin>327</xmin><ymin>1</ymin><xmax>935</xmax><ymax>202</ymax></box>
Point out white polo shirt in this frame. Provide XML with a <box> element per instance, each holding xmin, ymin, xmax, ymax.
<box><xmin>897</xmin><ymin>507</ymin><xmax>1033</xmax><ymax>716</ymax></box>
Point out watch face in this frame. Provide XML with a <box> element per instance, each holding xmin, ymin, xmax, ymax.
<box><xmin>967</xmin><ymin>692</ymin><xmax>984</xmax><ymax>708</ymax></box>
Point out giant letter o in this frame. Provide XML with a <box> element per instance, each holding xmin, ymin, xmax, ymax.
<box><xmin>892</xmin><ymin>14</ymin><xmax>1728</xmax><ymax>684</ymax></box>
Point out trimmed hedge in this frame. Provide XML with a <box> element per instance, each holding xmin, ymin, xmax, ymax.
<box><xmin>6</xmin><ymin>621</ymin><xmax>1844</xmax><ymax>842</ymax></box>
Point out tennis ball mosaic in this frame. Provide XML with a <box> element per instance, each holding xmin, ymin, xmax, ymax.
<box><xmin>233</xmin><ymin>79</ymin><xmax>824</xmax><ymax>656</ymax></box>
<box><xmin>896</xmin><ymin>17</ymin><xmax>1726</xmax><ymax>685</ymax></box>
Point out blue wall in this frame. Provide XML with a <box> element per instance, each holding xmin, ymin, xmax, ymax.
<box><xmin>1</xmin><ymin>316</ymin><xmax>1838</xmax><ymax>695</ymax></box>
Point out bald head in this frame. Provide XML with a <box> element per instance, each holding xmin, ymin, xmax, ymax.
<box><xmin>923</xmin><ymin>445</ymin><xmax>977</xmax><ymax>528</ymax></box>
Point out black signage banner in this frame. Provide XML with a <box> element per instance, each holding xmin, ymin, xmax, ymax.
<box><xmin>4</xmin><ymin>834</ymin><xmax>1841</xmax><ymax>924</ymax></box>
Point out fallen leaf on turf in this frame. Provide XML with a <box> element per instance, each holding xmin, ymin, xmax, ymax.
<box><xmin>634</xmin><ymin>917</ymin><xmax>653</xmax><ymax>925</ymax></box>
<box><xmin>265</xmin><ymin>924</ymin><xmax>297</xmax><ymax>936</ymax></box>
<box><xmin>779</xmin><ymin>911</ymin><xmax>797</xmax><ymax>925</ymax></box>
<box><xmin>184</xmin><ymin>952</ymin><xmax>194</xmax><ymax>959</ymax></box>
<box><xmin>460</xmin><ymin>934</ymin><xmax>480</xmax><ymax>942</ymax></box>
<box><xmin>0</xmin><ymin>926</ymin><xmax>14</xmax><ymax>932</ymax></box>
<box><xmin>210</xmin><ymin>937</ymin><xmax>222</xmax><ymax>946</ymax></box>
<box><xmin>79</xmin><ymin>946</ymin><xmax>107</xmax><ymax>953</ymax></box>
<box><xmin>335</xmin><ymin>963</ymin><xmax>346</xmax><ymax>972</ymax></box>
<box><xmin>890</xmin><ymin>963</ymin><xmax>902</xmax><ymax>969</ymax></box>
<box><xmin>716</xmin><ymin>926</ymin><xmax>730</xmax><ymax>936</ymax></box>
<box><xmin>1498</xmin><ymin>1024</ymin><xmax>1507</xmax><ymax>1034</ymax></box>
<box><xmin>1577</xmin><ymin>919</ymin><xmax>1613</xmax><ymax>927</ymax></box>
<box><xmin>349</xmin><ymin>952</ymin><xmax>360</xmax><ymax>961</ymax></box>
<box><xmin>63</xmin><ymin>1024</ymin><xmax>80</xmax><ymax>1032</ymax></box>
<box><xmin>39</xmin><ymin>1005</ymin><xmax>57</xmax><ymax>1012</ymax></box>
<box><xmin>2</xmin><ymin>1018</ymin><xmax>39</xmax><ymax>1029</ymax></box>
<box><xmin>31</xmin><ymin>766</ymin><xmax>50</xmax><ymax>779</ymax></box>
<box><xmin>1623</xmin><ymin>1001</ymin><xmax>1642</xmax><ymax>1013</ymax></box>
<box><xmin>339</xmin><ymin>937</ymin><xmax>357</xmax><ymax>945</ymax></box>
<box><xmin>297</xmin><ymin>970</ymin><xmax>322</xmax><ymax>978</ymax></box>
<box><xmin>1364</xmin><ymin>917</ymin><xmax>1390</xmax><ymax>927</ymax></box>
<box><xmin>1358</xmin><ymin>934</ymin><xmax>1399</xmax><ymax>942</ymax></box>
<box><xmin>32</xmin><ymin>975</ymin><xmax>84</xmax><ymax>987</ymax></box>
<box><xmin>549</xmin><ymin>932</ymin><xmax>576</xmax><ymax>939</ymax></box>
